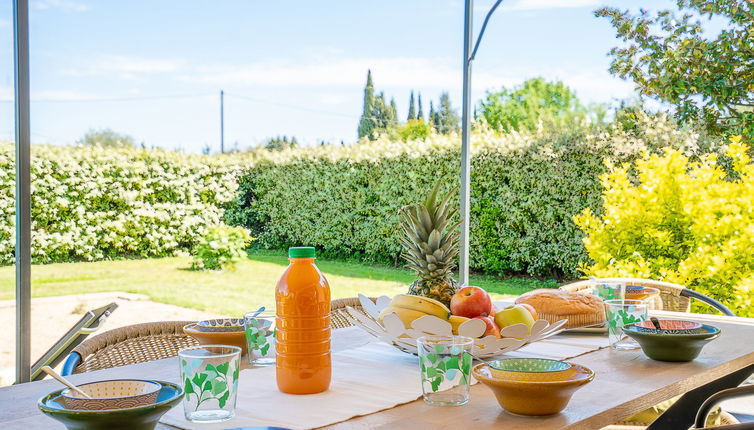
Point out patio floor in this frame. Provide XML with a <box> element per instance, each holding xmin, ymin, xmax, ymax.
<box><xmin>0</xmin><ymin>292</ymin><xmax>223</xmax><ymax>386</ymax></box>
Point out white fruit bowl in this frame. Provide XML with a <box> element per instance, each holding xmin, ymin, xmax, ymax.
<box><xmin>338</xmin><ymin>294</ymin><xmax>567</xmax><ymax>359</ymax></box>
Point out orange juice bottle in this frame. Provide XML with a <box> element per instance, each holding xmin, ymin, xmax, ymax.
<box><xmin>275</xmin><ymin>246</ymin><xmax>331</xmax><ymax>394</ymax></box>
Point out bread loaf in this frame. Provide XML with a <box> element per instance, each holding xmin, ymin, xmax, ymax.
<box><xmin>515</xmin><ymin>289</ymin><xmax>605</xmax><ymax>329</ymax></box>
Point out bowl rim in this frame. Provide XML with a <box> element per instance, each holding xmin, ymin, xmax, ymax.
<box><xmin>197</xmin><ymin>318</ymin><xmax>245</xmax><ymax>327</ymax></box>
<box><xmin>488</xmin><ymin>358</ymin><xmax>572</xmax><ymax>373</ymax></box>
<box><xmin>183</xmin><ymin>322</ymin><xmax>245</xmax><ymax>333</ymax></box>
<box><xmin>61</xmin><ymin>379</ymin><xmax>162</xmax><ymax>400</ymax></box>
<box><xmin>624</xmin><ymin>323</ymin><xmax>721</xmax><ymax>338</ymax></box>
<box><xmin>634</xmin><ymin>319</ymin><xmax>703</xmax><ymax>331</ymax></box>
<box><xmin>472</xmin><ymin>362</ymin><xmax>595</xmax><ymax>386</ymax></box>
<box><xmin>38</xmin><ymin>380</ymin><xmax>182</xmax><ymax>414</ymax></box>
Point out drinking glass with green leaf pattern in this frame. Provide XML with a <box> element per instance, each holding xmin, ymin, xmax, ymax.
<box><xmin>178</xmin><ymin>345</ymin><xmax>241</xmax><ymax>423</ymax></box>
<box><xmin>244</xmin><ymin>311</ymin><xmax>276</xmax><ymax>366</ymax></box>
<box><xmin>593</xmin><ymin>281</ymin><xmax>625</xmax><ymax>301</ymax></box>
<box><xmin>416</xmin><ymin>335</ymin><xmax>474</xmax><ymax>406</ymax></box>
<box><xmin>605</xmin><ymin>299</ymin><xmax>648</xmax><ymax>350</ymax></box>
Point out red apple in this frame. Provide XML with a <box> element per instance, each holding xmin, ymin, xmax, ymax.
<box><xmin>519</xmin><ymin>303</ymin><xmax>539</xmax><ymax>320</ymax></box>
<box><xmin>450</xmin><ymin>286</ymin><xmax>492</xmax><ymax>318</ymax></box>
<box><xmin>489</xmin><ymin>304</ymin><xmax>499</xmax><ymax>317</ymax></box>
<box><xmin>474</xmin><ymin>315</ymin><xmax>501</xmax><ymax>338</ymax></box>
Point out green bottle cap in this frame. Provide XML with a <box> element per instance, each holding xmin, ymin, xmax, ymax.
<box><xmin>288</xmin><ymin>246</ymin><xmax>316</xmax><ymax>258</ymax></box>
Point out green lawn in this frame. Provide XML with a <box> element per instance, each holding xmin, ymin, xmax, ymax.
<box><xmin>0</xmin><ymin>251</ymin><xmax>556</xmax><ymax>316</ymax></box>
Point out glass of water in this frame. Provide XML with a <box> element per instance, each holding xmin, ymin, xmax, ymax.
<box><xmin>244</xmin><ymin>311</ymin><xmax>276</xmax><ymax>366</ymax></box>
<box><xmin>416</xmin><ymin>335</ymin><xmax>474</xmax><ymax>406</ymax></box>
<box><xmin>605</xmin><ymin>299</ymin><xmax>648</xmax><ymax>350</ymax></box>
<box><xmin>178</xmin><ymin>345</ymin><xmax>241</xmax><ymax>423</ymax></box>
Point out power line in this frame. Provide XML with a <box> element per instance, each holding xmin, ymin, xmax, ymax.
<box><xmin>224</xmin><ymin>93</ymin><xmax>357</xmax><ymax>119</ymax></box>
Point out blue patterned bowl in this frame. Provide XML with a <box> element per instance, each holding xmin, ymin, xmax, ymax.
<box><xmin>196</xmin><ymin>318</ymin><xmax>244</xmax><ymax>333</ymax></box>
<box><xmin>38</xmin><ymin>380</ymin><xmax>182</xmax><ymax>430</ymax></box>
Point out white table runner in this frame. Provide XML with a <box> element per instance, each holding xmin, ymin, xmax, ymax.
<box><xmin>161</xmin><ymin>326</ymin><xmax>606</xmax><ymax>430</ymax></box>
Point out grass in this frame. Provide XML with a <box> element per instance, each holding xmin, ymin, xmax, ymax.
<box><xmin>0</xmin><ymin>250</ymin><xmax>556</xmax><ymax>316</ymax></box>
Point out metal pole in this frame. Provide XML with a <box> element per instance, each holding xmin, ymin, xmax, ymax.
<box><xmin>220</xmin><ymin>90</ymin><xmax>225</xmax><ymax>154</ymax></box>
<box><xmin>459</xmin><ymin>0</ymin><xmax>473</xmax><ymax>285</ymax></box>
<box><xmin>13</xmin><ymin>0</ymin><xmax>32</xmax><ymax>384</ymax></box>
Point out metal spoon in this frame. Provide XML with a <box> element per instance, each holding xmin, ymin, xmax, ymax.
<box><xmin>41</xmin><ymin>366</ymin><xmax>92</xmax><ymax>399</ymax></box>
<box><xmin>247</xmin><ymin>306</ymin><xmax>265</xmax><ymax>320</ymax></box>
<box><xmin>650</xmin><ymin>316</ymin><xmax>662</xmax><ymax>330</ymax></box>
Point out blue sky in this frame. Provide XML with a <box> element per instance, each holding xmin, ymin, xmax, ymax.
<box><xmin>0</xmin><ymin>0</ymin><xmax>676</xmax><ymax>152</ymax></box>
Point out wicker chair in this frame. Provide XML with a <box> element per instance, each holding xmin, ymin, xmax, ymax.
<box><xmin>61</xmin><ymin>321</ymin><xmax>199</xmax><ymax>375</ymax></box>
<box><xmin>561</xmin><ymin>278</ymin><xmax>734</xmax><ymax>316</ymax></box>
<box><xmin>330</xmin><ymin>297</ymin><xmax>376</xmax><ymax>329</ymax></box>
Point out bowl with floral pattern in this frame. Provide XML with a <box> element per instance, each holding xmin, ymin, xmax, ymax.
<box><xmin>487</xmin><ymin>358</ymin><xmax>576</xmax><ymax>382</ymax></box>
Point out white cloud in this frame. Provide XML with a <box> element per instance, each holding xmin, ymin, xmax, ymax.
<box><xmin>64</xmin><ymin>55</ymin><xmax>186</xmax><ymax>80</ymax></box>
<box><xmin>33</xmin><ymin>0</ymin><xmax>89</xmax><ymax>12</ymax></box>
<box><xmin>507</xmin><ymin>0</ymin><xmax>601</xmax><ymax>11</ymax></box>
<box><xmin>0</xmin><ymin>87</ymin><xmax>97</xmax><ymax>102</ymax></box>
<box><xmin>185</xmin><ymin>57</ymin><xmax>462</xmax><ymax>89</ymax></box>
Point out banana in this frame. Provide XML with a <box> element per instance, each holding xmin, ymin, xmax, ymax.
<box><xmin>378</xmin><ymin>306</ymin><xmax>430</xmax><ymax>329</ymax></box>
<box><xmin>390</xmin><ymin>294</ymin><xmax>450</xmax><ymax>320</ymax></box>
<box><xmin>449</xmin><ymin>315</ymin><xmax>470</xmax><ymax>335</ymax></box>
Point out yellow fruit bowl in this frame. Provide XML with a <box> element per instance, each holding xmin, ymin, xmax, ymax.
<box><xmin>473</xmin><ymin>362</ymin><xmax>594</xmax><ymax>416</ymax></box>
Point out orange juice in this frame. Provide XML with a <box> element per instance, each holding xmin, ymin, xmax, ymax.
<box><xmin>275</xmin><ymin>246</ymin><xmax>331</xmax><ymax>394</ymax></box>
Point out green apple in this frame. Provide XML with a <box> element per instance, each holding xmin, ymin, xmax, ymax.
<box><xmin>494</xmin><ymin>305</ymin><xmax>536</xmax><ymax>334</ymax></box>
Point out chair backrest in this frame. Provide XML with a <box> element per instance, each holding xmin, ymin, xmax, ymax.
<box><xmin>69</xmin><ymin>321</ymin><xmax>199</xmax><ymax>374</ymax></box>
<box><xmin>560</xmin><ymin>278</ymin><xmax>690</xmax><ymax>312</ymax></box>
<box><xmin>330</xmin><ymin>297</ymin><xmax>376</xmax><ymax>329</ymax></box>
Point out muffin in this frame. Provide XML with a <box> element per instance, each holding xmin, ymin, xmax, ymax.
<box><xmin>515</xmin><ymin>289</ymin><xmax>605</xmax><ymax>329</ymax></box>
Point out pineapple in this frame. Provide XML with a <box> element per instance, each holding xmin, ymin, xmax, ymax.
<box><xmin>399</xmin><ymin>181</ymin><xmax>461</xmax><ymax>307</ymax></box>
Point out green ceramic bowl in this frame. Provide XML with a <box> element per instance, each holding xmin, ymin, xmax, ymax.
<box><xmin>38</xmin><ymin>380</ymin><xmax>182</xmax><ymax>430</ymax></box>
<box><xmin>624</xmin><ymin>324</ymin><xmax>721</xmax><ymax>362</ymax></box>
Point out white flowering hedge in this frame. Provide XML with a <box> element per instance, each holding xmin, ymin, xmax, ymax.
<box><xmin>226</xmin><ymin>114</ymin><xmax>721</xmax><ymax>276</ymax></box>
<box><xmin>0</xmin><ymin>144</ymin><xmax>250</xmax><ymax>264</ymax></box>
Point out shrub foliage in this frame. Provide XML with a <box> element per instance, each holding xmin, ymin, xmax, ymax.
<box><xmin>0</xmin><ymin>144</ymin><xmax>248</xmax><ymax>264</ymax></box>
<box><xmin>575</xmin><ymin>138</ymin><xmax>754</xmax><ymax>316</ymax></box>
<box><xmin>191</xmin><ymin>224</ymin><xmax>255</xmax><ymax>271</ymax></box>
<box><xmin>226</xmin><ymin>113</ymin><xmax>715</xmax><ymax>276</ymax></box>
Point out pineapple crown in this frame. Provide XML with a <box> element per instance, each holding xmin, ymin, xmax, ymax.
<box><xmin>398</xmin><ymin>180</ymin><xmax>461</xmax><ymax>281</ymax></box>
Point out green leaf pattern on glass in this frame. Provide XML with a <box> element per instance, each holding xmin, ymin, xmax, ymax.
<box><xmin>182</xmin><ymin>358</ymin><xmax>238</xmax><ymax>411</ymax></box>
<box><xmin>420</xmin><ymin>351</ymin><xmax>472</xmax><ymax>393</ymax></box>
<box><xmin>245</xmin><ymin>318</ymin><xmax>275</xmax><ymax>357</ymax></box>
<box><xmin>609</xmin><ymin>306</ymin><xmax>643</xmax><ymax>329</ymax></box>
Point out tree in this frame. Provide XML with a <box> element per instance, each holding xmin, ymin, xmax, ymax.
<box><xmin>358</xmin><ymin>70</ymin><xmax>376</xmax><ymax>139</ymax></box>
<box><xmin>417</xmin><ymin>93</ymin><xmax>424</xmax><ymax>122</ymax></box>
<box><xmin>264</xmin><ymin>135</ymin><xmax>297</xmax><ymax>151</ymax></box>
<box><xmin>407</xmin><ymin>91</ymin><xmax>416</xmax><ymax>121</ymax></box>
<box><xmin>433</xmin><ymin>93</ymin><xmax>460</xmax><ymax>134</ymax></box>
<box><xmin>77</xmin><ymin>128</ymin><xmax>135</xmax><ymax>147</ymax></box>
<box><xmin>477</xmin><ymin>78</ymin><xmax>600</xmax><ymax>133</ymax></box>
<box><xmin>429</xmin><ymin>101</ymin><xmax>437</xmax><ymax>129</ymax></box>
<box><xmin>597</xmin><ymin>1</ymin><xmax>754</xmax><ymax>138</ymax></box>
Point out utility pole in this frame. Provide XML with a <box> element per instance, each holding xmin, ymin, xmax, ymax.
<box><xmin>220</xmin><ymin>90</ymin><xmax>225</xmax><ymax>154</ymax></box>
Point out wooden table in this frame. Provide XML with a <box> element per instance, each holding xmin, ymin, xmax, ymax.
<box><xmin>2</xmin><ymin>311</ymin><xmax>753</xmax><ymax>430</ymax></box>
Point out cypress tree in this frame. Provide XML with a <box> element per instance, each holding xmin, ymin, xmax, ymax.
<box><xmin>417</xmin><ymin>93</ymin><xmax>424</xmax><ymax>122</ymax></box>
<box><xmin>429</xmin><ymin>100</ymin><xmax>437</xmax><ymax>130</ymax></box>
<box><xmin>389</xmin><ymin>97</ymin><xmax>399</xmax><ymax>128</ymax></box>
<box><xmin>358</xmin><ymin>70</ymin><xmax>376</xmax><ymax>139</ymax></box>
<box><xmin>436</xmin><ymin>92</ymin><xmax>460</xmax><ymax>134</ymax></box>
<box><xmin>407</xmin><ymin>90</ymin><xmax>416</xmax><ymax>121</ymax></box>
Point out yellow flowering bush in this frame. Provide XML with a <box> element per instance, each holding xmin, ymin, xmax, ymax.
<box><xmin>575</xmin><ymin>138</ymin><xmax>754</xmax><ymax>316</ymax></box>
<box><xmin>0</xmin><ymin>144</ymin><xmax>251</xmax><ymax>264</ymax></box>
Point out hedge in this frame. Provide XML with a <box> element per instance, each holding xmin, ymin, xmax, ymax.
<box><xmin>0</xmin><ymin>144</ymin><xmax>249</xmax><ymax>264</ymax></box>
<box><xmin>226</xmin><ymin>113</ymin><xmax>719</xmax><ymax>277</ymax></box>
